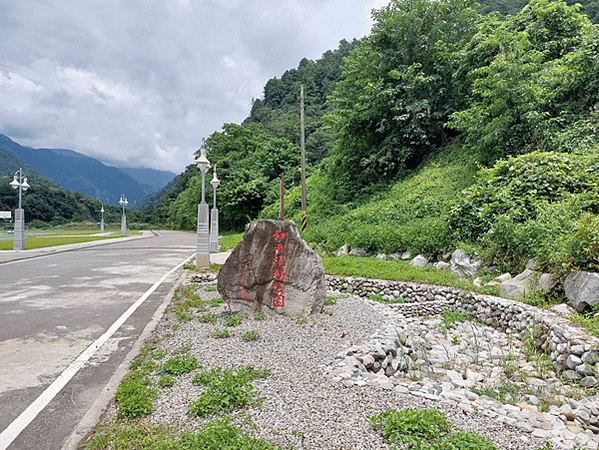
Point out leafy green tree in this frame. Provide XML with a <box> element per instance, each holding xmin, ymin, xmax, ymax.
<box><xmin>325</xmin><ymin>0</ymin><xmax>481</xmax><ymax>201</ymax></box>
<box><xmin>448</xmin><ymin>0</ymin><xmax>599</xmax><ymax>164</ymax></box>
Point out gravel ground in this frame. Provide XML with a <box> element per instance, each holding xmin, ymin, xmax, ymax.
<box><xmin>103</xmin><ymin>277</ymin><xmax>550</xmax><ymax>450</ymax></box>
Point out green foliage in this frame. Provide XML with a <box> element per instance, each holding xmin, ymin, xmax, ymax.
<box><xmin>324</xmin><ymin>296</ymin><xmax>337</xmax><ymax>306</ymax></box>
<box><xmin>449</xmin><ymin>151</ymin><xmax>599</xmax><ymax>272</ymax></box>
<box><xmin>114</xmin><ymin>371</ymin><xmax>156</xmax><ymax>418</ymax></box>
<box><xmin>448</xmin><ymin>0</ymin><xmax>599</xmax><ymax>164</ymax></box>
<box><xmin>79</xmin><ymin>417</ymin><xmax>283</xmax><ymax>450</ymax></box>
<box><xmin>199</xmin><ymin>313</ymin><xmax>218</xmax><ymax>324</ymax></box>
<box><xmin>241</xmin><ymin>330</ymin><xmax>260</xmax><ymax>342</ymax></box>
<box><xmin>159</xmin><ymin>354</ymin><xmax>200</xmax><ymax>376</ymax></box>
<box><xmin>224</xmin><ymin>314</ymin><xmax>243</xmax><ymax>327</ymax></box>
<box><xmin>369</xmin><ymin>408</ymin><xmax>495</xmax><ymax>450</ymax></box>
<box><xmin>209</xmin><ymin>297</ymin><xmax>224</xmax><ymax>307</ymax></box>
<box><xmin>369</xmin><ymin>408</ymin><xmax>451</xmax><ymax>446</ymax></box>
<box><xmin>158</xmin><ymin>375</ymin><xmax>176</xmax><ymax>388</ymax></box>
<box><xmin>325</xmin><ymin>0</ymin><xmax>480</xmax><ymax>201</ymax></box>
<box><xmin>189</xmin><ymin>366</ymin><xmax>269</xmax><ymax>417</ymax></box>
<box><xmin>210</xmin><ymin>328</ymin><xmax>230</xmax><ymax>339</ymax></box>
<box><xmin>254</xmin><ymin>311</ymin><xmax>266</xmax><ymax>321</ymax></box>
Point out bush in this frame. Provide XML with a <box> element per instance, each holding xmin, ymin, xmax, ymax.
<box><xmin>29</xmin><ymin>219</ymin><xmax>51</xmax><ymax>229</ymax></box>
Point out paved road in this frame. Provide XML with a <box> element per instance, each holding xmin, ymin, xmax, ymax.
<box><xmin>0</xmin><ymin>231</ymin><xmax>198</xmax><ymax>450</ymax></box>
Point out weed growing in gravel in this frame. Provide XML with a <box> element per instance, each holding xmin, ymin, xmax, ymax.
<box><xmin>198</xmin><ymin>313</ymin><xmax>218</xmax><ymax>324</ymax></box>
<box><xmin>324</xmin><ymin>296</ymin><xmax>337</xmax><ymax>306</ymax></box>
<box><xmin>176</xmin><ymin>309</ymin><xmax>195</xmax><ymax>323</ymax></box>
<box><xmin>210</xmin><ymin>328</ymin><xmax>230</xmax><ymax>338</ymax></box>
<box><xmin>439</xmin><ymin>307</ymin><xmax>474</xmax><ymax>334</ymax></box>
<box><xmin>129</xmin><ymin>359</ymin><xmax>157</xmax><ymax>374</ymax></box>
<box><xmin>150</xmin><ymin>348</ymin><xmax>166</xmax><ymax>360</ymax></box>
<box><xmin>203</xmin><ymin>285</ymin><xmax>218</xmax><ymax>292</ymax></box>
<box><xmin>209</xmin><ymin>297</ymin><xmax>224</xmax><ymax>307</ymax></box>
<box><xmin>183</xmin><ymin>262</ymin><xmax>196</xmax><ymax>270</ymax></box>
<box><xmin>470</xmin><ymin>382</ymin><xmax>522</xmax><ymax>404</ymax></box>
<box><xmin>160</xmin><ymin>354</ymin><xmax>200</xmax><ymax>376</ymax></box>
<box><xmin>242</xmin><ymin>330</ymin><xmax>260</xmax><ymax>341</ymax></box>
<box><xmin>79</xmin><ymin>417</ymin><xmax>283</xmax><ymax>450</ymax></box>
<box><xmin>114</xmin><ymin>370</ymin><xmax>157</xmax><ymax>418</ymax></box>
<box><xmin>189</xmin><ymin>366</ymin><xmax>269</xmax><ymax>417</ymax></box>
<box><xmin>254</xmin><ymin>311</ymin><xmax>266</xmax><ymax>320</ymax></box>
<box><xmin>158</xmin><ymin>375</ymin><xmax>176</xmax><ymax>387</ymax></box>
<box><xmin>369</xmin><ymin>408</ymin><xmax>495</xmax><ymax>450</ymax></box>
<box><xmin>224</xmin><ymin>314</ymin><xmax>243</xmax><ymax>327</ymax></box>
<box><xmin>175</xmin><ymin>342</ymin><xmax>193</xmax><ymax>354</ymax></box>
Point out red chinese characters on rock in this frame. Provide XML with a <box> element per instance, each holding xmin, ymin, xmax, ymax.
<box><xmin>272</xmin><ymin>229</ymin><xmax>287</xmax><ymax>308</ymax></box>
<box><xmin>238</xmin><ymin>255</ymin><xmax>249</xmax><ymax>301</ymax></box>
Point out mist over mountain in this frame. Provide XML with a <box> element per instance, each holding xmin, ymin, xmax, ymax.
<box><xmin>0</xmin><ymin>134</ymin><xmax>176</xmax><ymax>205</ymax></box>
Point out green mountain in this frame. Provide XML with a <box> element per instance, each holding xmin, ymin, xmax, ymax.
<box><xmin>0</xmin><ymin>134</ymin><xmax>147</xmax><ymax>205</ymax></box>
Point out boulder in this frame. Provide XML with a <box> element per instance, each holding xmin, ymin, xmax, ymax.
<box><xmin>410</xmin><ymin>255</ymin><xmax>429</xmax><ymax>267</ymax></box>
<box><xmin>217</xmin><ymin>220</ymin><xmax>325</xmax><ymax>317</ymax></box>
<box><xmin>499</xmin><ymin>269</ymin><xmax>535</xmax><ymax>300</ymax></box>
<box><xmin>564</xmin><ymin>272</ymin><xmax>599</xmax><ymax>313</ymax></box>
<box><xmin>450</xmin><ymin>250</ymin><xmax>481</xmax><ymax>278</ymax></box>
<box><xmin>433</xmin><ymin>261</ymin><xmax>450</xmax><ymax>270</ymax></box>
<box><xmin>537</xmin><ymin>273</ymin><xmax>557</xmax><ymax>294</ymax></box>
<box><xmin>550</xmin><ymin>303</ymin><xmax>577</xmax><ymax>317</ymax></box>
<box><xmin>336</xmin><ymin>245</ymin><xmax>349</xmax><ymax>257</ymax></box>
<box><xmin>349</xmin><ymin>247</ymin><xmax>368</xmax><ymax>257</ymax></box>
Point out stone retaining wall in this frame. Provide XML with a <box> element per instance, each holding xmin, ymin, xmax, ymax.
<box><xmin>326</xmin><ymin>275</ymin><xmax>599</xmax><ymax>387</ymax></box>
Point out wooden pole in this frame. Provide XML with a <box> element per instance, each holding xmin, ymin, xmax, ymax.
<box><xmin>280</xmin><ymin>172</ymin><xmax>284</xmax><ymax>221</ymax></box>
<box><xmin>300</xmin><ymin>84</ymin><xmax>307</xmax><ymax>231</ymax></box>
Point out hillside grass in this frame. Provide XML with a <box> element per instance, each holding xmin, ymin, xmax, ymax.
<box><xmin>0</xmin><ymin>232</ymin><xmax>139</xmax><ymax>250</ymax></box>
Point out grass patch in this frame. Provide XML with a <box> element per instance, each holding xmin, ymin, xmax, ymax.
<box><xmin>0</xmin><ymin>234</ymin><xmax>123</xmax><ymax>250</ymax></box>
<box><xmin>209</xmin><ymin>297</ymin><xmax>225</xmax><ymax>307</ymax></box>
<box><xmin>79</xmin><ymin>417</ymin><xmax>282</xmax><ymax>450</ymax></box>
<box><xmin>114</xmin><ymin>371</ymin><xmax>157</xmax><ymax>418</ymax></box>
<box><xmin>369</xmin><ymin>408</ymin><xmax>495</xmax><ymax>450</ymax></box>
<box><xmin>160</xmin><ymin>354</ymin><xmax>200</xmax><ymax>376</ymax></box>
<box><xmin>198</xmin><ymin>313</ymin><xmax>218</xmax><ymax>324</ymax></box>
<box><xmin>210</xmin><ymin>328</ymin><xmax>230</xmax><ymax>339</ymax></box>
<box><xmin>323</xmin><ymin>256</ymin><xmax>485</xmax><ymax>291</ymax></box>
<box><xmin>224</xmin><ymin>314</ymin><xmax>243</xmax><ymax>327</ymax></box>
<box><xmin>189</xmin><ymin>366</ymin><xmax>269</xmax><ymax>417</ymax></box>
<box><xmin>241</xmin><ymin>330</ymin><xmax>260</xmax><ymax>341</ymax></box>
<box><xmin>254</xmin><ymin>311</ymin><xmax>266</xmax><ymax>320</ymax></box>
<box><xmin>324</xmin><ymin>296</ymin><xmax>337</xmax><ymax>306</ymax></box>
<box><xmin>220</xmin><ymin>232</ymin><xmax>244</xmax><ymax>251</ymax></box>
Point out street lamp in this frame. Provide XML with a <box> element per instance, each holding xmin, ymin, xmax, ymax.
<box><xmin>119</xmin><ymin>194</ymin><xmax>128</xmax><ymax>236</ymax></box>
<box><xmin>210</xmin><ymin>165</ymin><xmax>220</xmax><ymax>252</ymax></box>
<box><xmin>195</xmin><ymin>146</ymin><xmax>210</xmax><ymax>268</ymax></box>
<box><xmin>10</xmin><ymin>168</ymin><xmax>29</xmax><ymax>250</ymax></box>
<box><xmin>100</xmin><ymin>205</ymin><xmax>105</xmax><ymax>233</ymax></box>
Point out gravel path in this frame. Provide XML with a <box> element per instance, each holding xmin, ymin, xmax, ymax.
<box><xmin>103</xmin><ymin>276</ymin><xmax>551</xmax><ymax>449</ymax></box>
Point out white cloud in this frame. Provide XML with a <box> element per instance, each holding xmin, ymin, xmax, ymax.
<box><xmin>0</xmin><ymin>0</ymin><xmax>391</xmax><ymax>173</ymax></box>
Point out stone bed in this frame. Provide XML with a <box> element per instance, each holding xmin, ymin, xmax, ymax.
<box><xmin>326</xmin><ymin>275</ymin><xmax>599</xmax><ymax>389</ymax></box>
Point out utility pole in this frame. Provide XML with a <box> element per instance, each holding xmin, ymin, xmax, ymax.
<box><xmin>300</xmin><ymin>84</ymin><xmax>307</xmax><ymax>231</ymax></box>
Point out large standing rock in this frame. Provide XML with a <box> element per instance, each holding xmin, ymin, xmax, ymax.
<box><xmin>450</xmin><ymin>250</ymin><xmax>481</xmax><ymax>278</ymax></box>
<box><xmin>217</xmin><ymin>220</ymin><xmax>325</xmax><ymax>316</ymax></box>
<box><xmin>499</xmin><ymin>269</ymin><xmax>536</xmax><ymax>300</ymax></box>
<box><xmin>564</xmin><ymin>271</ymin><xmax>599</xmax><ymax>313</ymax></box>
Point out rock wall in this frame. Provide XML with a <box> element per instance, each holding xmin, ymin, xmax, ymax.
<box><xmin>327</xmin><ymin>275</ymin><xmax>599</xmax><ymax>387</ymax></box>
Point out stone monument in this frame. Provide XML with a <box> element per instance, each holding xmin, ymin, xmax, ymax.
<box><xmin>217</xmin><ymin>220</ymin><xmax>325</xmax><ymax>316</ymax></box>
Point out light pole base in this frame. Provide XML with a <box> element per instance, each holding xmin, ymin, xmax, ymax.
<box><xmin>210</xmin><ymin>207</ymin><xmax>219</xmax><ymax>252</ymax></box>
<box><xmin>121</xmin><ymin>214</ymin><xmax>127</xmax><ymax>236</ymax></box>
<box><xmin>101</xmin><ymin>218</ymin><xmax>104</xmax><ymax>234</ymax></box>
<box><xmin>13</xmin><ymin>208</ymin><xmax>25</xmax><ymax>251</ymax></box>
<box><xmin>196</xmin><ymin>202</ymin><xmax>210</xmax><ymax>269</ymax></box>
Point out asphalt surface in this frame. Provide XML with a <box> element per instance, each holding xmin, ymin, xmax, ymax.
<box><xmin>0</xmin><ymin>231</ymin><xmax>226</xmax><ymax>450</ymax></box>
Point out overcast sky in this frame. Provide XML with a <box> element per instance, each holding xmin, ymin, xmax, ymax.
<box><xmin>0</xmin><ymin>0</ymin><xmax>389</xmax><ymax>174</ymax></box>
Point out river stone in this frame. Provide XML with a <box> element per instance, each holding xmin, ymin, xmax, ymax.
<box><xmin>450</xmin><ymin>249</ymin><xmax>481</xmax><ymax>278</ymax></box>
<box><xmin>217</xmin><ymin>220</ymin><xmax>325</xmax><ymax>316</ymax></box>
<box><xmin>564</xmin><ymin>271</ymin><xmax>599</xmax><ymax>313</ymax></box>
<box><xmin>499</xmin><ymin>269</ymin><xmax>535</xmax><ymax>300</ymax></box>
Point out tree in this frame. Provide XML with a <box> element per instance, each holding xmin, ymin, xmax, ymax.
<box><xmin>448</xmin><ymin>0</ymin><xmax>599</xmax><ymax>163</ymax></box>
<box><xmin>325</xmin><ymin>0</ymin><xmax>481</xmax><ymax>201</ymax></box>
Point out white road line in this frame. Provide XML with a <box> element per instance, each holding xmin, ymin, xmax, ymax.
<box><xmin>0</xmin><ymin>253</ymin><xmax>195</xmax><ymax>450</ymax></box>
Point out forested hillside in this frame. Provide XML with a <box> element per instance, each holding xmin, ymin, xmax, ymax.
<box><xmin>155</xmin><ymin>0</ymin><xmax>599</xmax><ymax>281</ymax></box>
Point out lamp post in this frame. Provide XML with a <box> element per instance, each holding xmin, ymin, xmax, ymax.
<box><xmin>119</xmin><ymin>194</ymin><xmax>128</xmax><ymax>236</ymax></box>
<box><xmin>195</xmin><ymin>146</ymin><xmax>210</xmax><ymax>269</ymax></box>
<box><xmin>210</xmin><ymin>165</ymin><xmax>220</xmax><ymax>252</ymax></box>
<box><xmin>100</xmin><ymin>205</ymin><xmax>105</xmax><ymax>233</ymax></box>
<box><xmin>10</xmin><ymin>168</ymin><xmax>29</xmax><ymax>250</ymax></box>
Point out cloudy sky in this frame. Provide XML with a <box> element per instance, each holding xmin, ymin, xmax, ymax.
<box><xmin>0</xmin><ymin>0</ymin><xmax>389</xmax><ymax>174</ymax></box>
